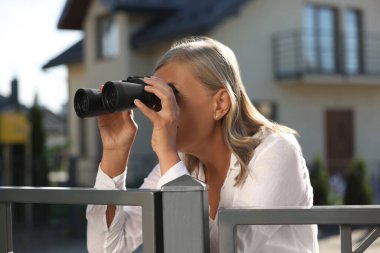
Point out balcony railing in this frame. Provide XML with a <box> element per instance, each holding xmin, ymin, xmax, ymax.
<box><xmin>1</xmin><ymin>175</ymin><xmax>380</xmax><ymax>253</ymax></box>
<box><xmin>272</xmin><ymin>29</ymin><xmax>380</xmax><ymax>80</ymax></box>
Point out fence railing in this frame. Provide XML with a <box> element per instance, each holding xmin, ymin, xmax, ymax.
<box><xmin>1</xmin><ymin>176</ymin><xmax>380</xmax><ymax>253</ymax></box>
<box><xmin>218</xmin><ymin>206</ymin><xmax>380</xmax><ymax>253</ymax></box>
<box><xmin>0</xmin><ymin>187</ymin><xmax>162</xmax><ymax>253</ymax></box>
<box><xmin>0</xmin><ymin>175</ymin><xmax>209</xmax><ymax>253</ymax></box>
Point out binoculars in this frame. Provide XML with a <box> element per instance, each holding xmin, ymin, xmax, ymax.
<box><xmin>74</xmin><ymin>76</ymin><xmax>177</xmax><ymax>118</ymax></box>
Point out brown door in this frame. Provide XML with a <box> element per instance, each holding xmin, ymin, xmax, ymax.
<box><xmin>325</xmin><ymin>110</ymin><xmax>354</xmax><ymax>173</ymax></box>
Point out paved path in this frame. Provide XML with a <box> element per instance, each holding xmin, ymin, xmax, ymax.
<box><xmin>319</xmin><ymin>229</ymin><xmax>380</xmax><ymax>253</ymax></box>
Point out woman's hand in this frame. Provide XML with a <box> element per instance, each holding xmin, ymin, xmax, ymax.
<box><xmin>134</xmin><ymin>76</ymin><xmax>180</xmax><ymax>175</ymax></box>
<box><xmin>97</xmin><ymin>109</ymin><xmax>138</xmax><ymax>178</ymax></box>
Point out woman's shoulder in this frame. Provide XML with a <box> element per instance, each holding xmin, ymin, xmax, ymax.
<box><xmin>248</xmin><ymin>128</ymin><xmax>304</xmax><ymax>169</ymax></box>
<box><xmin>255</xmin><ymin>128</ymin><xmax>301</xmax><ymax>152</ymax></box>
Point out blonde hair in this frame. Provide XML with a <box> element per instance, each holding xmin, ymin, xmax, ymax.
<box><xmin>155</xmin><ymin>37</ymin><xmax>297</xmax><ymax>186</ymax></box>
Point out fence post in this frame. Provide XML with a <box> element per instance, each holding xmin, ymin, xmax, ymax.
<box><xmin>340</xmin><ymin>224</ymin><xmax>352</xmax><ymax>253</ymax></box>
<box><xmin>0</xmin><ymin>203</ymin><xmax>13</xmax><ymax>253</ymax></box>
<box><xmin>161</xmin><ymin>175</ymin><xmax>209</xmax><ymax>253</ymax></box>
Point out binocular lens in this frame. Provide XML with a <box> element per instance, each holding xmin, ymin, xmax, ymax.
<box><xmin>74</xmin><ymin>88</ymin><xmax>108</xmax><ymax>118</ymax></box>
<box><xmin>74</xmin><ymin>89</ymin><xmax>90</xmax><ymax>118</ymax></box>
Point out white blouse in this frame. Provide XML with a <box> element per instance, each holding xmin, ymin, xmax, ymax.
<box><xmin>86</xmin><ymin>130</ymin><xmax>319</xmax><ymax>253</ymax></box>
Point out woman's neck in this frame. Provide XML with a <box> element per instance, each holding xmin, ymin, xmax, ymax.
<box><xmin>181</xmin><ymin>120</ymin><xmax>231</xmax><ymax>184</ymax></box>
<box><xmin>193</xmin><ymin>131</ymin><xmax>231</xmax><ymax>185</ymax></box>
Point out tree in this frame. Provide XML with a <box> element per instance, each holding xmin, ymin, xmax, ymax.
<box><xmin>309</xmin><ymin>155</ymin><xmax>330</xmax><ymax>205</ymax></box>
<box><xmin>29</xmin><ymin>95</ymin><xmax>50</xmax><ymax>225</ymax></box>
<box><xmin>344</xmin><ymin>158</ymin><xmax>373</xmax><ymax>205</ymax></box>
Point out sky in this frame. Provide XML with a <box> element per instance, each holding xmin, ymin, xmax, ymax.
<box><xmin>0</xmin><ymin>0</ymin><xmax>82</xmax><ymax>114</ymax></box>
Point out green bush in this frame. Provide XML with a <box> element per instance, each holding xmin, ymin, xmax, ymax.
<box><xmin>344</xmin><ymin>158</ymin><xmax>373</xmax><ymax>205</ymax></box>
<box><xmin>309</xmin><ymin>155</ymin><xmax>330</xmax><ymax>205</ymax></box>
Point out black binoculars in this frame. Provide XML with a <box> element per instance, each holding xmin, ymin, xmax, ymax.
<box><xmin>74</xmin><ymin>76</ymin><xmax>177</xmax><ymax>118</ymax></box>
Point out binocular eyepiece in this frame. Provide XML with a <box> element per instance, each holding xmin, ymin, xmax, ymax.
<box><xmin>74</xmin><ymin>76</ymin><xmax>177</xmax><ymax>118</ymax></box>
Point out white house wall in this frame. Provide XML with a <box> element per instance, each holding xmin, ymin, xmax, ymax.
<box><xmin>210</xmin><ymin>0</ymin><xmax>380</xmax><ymax>171</ymax></box>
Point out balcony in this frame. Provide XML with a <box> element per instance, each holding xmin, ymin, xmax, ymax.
<box><xmin>272</xmin><ymin>30</ymin><xmax>380</xmax><ymax>85</ymax></box>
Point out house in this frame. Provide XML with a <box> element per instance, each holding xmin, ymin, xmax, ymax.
<box><xmin>43</xmin><ymin>0</ymin><xmax>380</xmax><ymax>195</ymax></box>
<box><xmin>0</xmin><ymin>78</ymin><xmax>67</xmax><ymax>187</ymax></box>
<box><xmin>0</xmin><ymin>78</ymin><xmax>67</xmax><ymax>148</ymax></box>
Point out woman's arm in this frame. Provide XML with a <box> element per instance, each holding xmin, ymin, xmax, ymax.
<box><xmin>97</xmin><ymin>109</ymin><xmax>138</xmax><ymax>226</ymax></box>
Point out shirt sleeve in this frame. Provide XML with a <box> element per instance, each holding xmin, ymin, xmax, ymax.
<box><xmin>86</xmin><ymin>160</ymin><xmax>189</xmax><ymax>253</ymax></box>
<box><xmin>86</xmin><ymin>166</ymin><xmax>143</xmax><ymax>253</ymax></box>
<box><xmin>157</xmin><ymin>161</ymin><xmax>189</xmax><ymax>188</ymax></box>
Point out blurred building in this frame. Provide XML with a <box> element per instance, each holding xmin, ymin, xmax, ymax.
<box><xmin>0</xmin><ymin>78</ymin><xmax>67</xmax><ymax>186</ymax></box>
<box><xmin>0</xmin><ymin>78</ymin><xmax>67</xmax><ymax>149</ymax></box>
<box><xmin>43</xmin><ymin>0</ymin><xmax>380</xmax><ymax>190</ymax></box>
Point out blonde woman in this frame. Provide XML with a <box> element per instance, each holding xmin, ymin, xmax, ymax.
<box><xmin>87</xmin><ymin>37</ymin><xmax>319</xmax><ymax>253</ymax></box>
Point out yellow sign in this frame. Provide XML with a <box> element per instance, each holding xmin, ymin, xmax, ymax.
<box><xmin>0</xmin><ymin>112</ymin><xmax>29</xmax><ymax>144</ymax></box>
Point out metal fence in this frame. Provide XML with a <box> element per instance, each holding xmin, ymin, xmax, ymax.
<box><xmin>218</xmin><ymin>207</ymin><xmax>380</xmax><ymax>253</ymax></box>
<box><xmin>1</xmin><ymin>175</ymin><xmax>380</xmax><ymax>253</ymax></box>
<box><xmin>0</xmin><ymin>175</ymin><xmax>209</xmax><ymax>253</ymax></box>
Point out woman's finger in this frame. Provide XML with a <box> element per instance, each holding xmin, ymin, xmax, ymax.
<box><xmin>134</xmin><ymin>99</ymin><xmax>158</xmax><ymax>122</ymax></box>
<box><xmin>144</xmin><ymin>77</ymin><xmax>173</xmax><ymax>95</ymax></box>
<box><xmin>144</xmin><ymin>85</ymin><xmax>172</xmax><ymax>103</ymax></box>
<box><xmin>144</xmin><ymin>78</ymin><xmax>176</xmax><ymax>109</ymax></box>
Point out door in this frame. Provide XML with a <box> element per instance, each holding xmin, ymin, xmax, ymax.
<box><xmin>325</xmin><ymin>110</ymin><xmax>354</xmax><ymax>173</ymax></box>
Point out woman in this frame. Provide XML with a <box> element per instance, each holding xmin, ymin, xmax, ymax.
<box><xmin>87</xmin><ymin>37</ymin><xmax>319</xmax><ymax>252</ymax></box>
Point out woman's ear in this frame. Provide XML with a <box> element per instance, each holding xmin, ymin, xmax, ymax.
<box><xmin>213</xmin><ymin>89</ymin><xmax>231</xmax><ymax>120</ymax></box>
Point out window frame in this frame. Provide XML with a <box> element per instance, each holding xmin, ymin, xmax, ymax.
<box><xmin>343</xmin><ymin>8</ymin><xmax>364</xmax><ymax>75</ymax></box>
<box><xmin>303</xmin><ymin>3</ymin><xmax>340</xmax><ymax>74</ymax></box>
<box><xmin>96</xmin><ymin>14</ymin><xmax>120</xmax><ymax>60</ymax></box>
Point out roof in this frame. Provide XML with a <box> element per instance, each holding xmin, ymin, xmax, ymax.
<box><xmin>99</xmin><ymin>0</ymin><xmax>181</xmax><ymax>14</ymax></box>
<box><xmin>0</xmin><ymin>94</ymin><xmax>10</xmax><ymax>111</ymax></box>
<box><xmin>45</xmin><ymin>0</ymin><xmax>249</xmax><ymax>68</ymax></box>
<box><xmin>131</xmin><ymin>0</ymin><xmax>249</xmax><ymax>48</ymax></box>
<box><xmin>58</xmin><ymin>0</ymin><xmax>91</xmax><ymax>30</ymax></box>
<box><xmin>42</xmin><ymin>39</ymin><xmax>83</xmax><ymax>69</ymax></box>
<box><xmin>0</xmin><ymin>94</ymin><xmax>28</xmax><ymax>114</ymax></box>
<box><xmin>42</xmin><ymin>107</ymin><xmax>66</xmax><ymax>134</ymax></box>
<box><xmin>58</xmin><ymin>0</ymin><xmax>180</xmax><ymax>29</ymax></box>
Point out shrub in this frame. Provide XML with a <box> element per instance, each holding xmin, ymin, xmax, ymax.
<box><xmin>309</xmin><ymin>155</ymin><xmax>330</xmax><ymax>205</ymax></box>
<box><xmin>344</xmin><ymin>157</ymin><xmax>373</xmax><ymax>205</ymax></box>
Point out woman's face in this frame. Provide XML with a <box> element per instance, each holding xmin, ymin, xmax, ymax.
<box><xmin>154</xmin><ymin>60</ymin><xmax>217</xmax><ymax>154</ymax></box>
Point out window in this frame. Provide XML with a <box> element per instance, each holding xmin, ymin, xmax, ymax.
<box><xmin>303</xmin><ymin>4</ymin><xmax>338</xmax><ymax>73</ymax></box>
<box><xmin>97</xmin><ymin>15</ymin><xmax>119</xmax><ymax>59</ymax></box>
<box><xmin>344</xmin><ymin>9</ymin><xmax>363</xmax><ymax>74</ymax></box>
